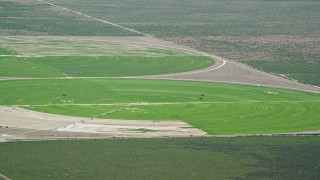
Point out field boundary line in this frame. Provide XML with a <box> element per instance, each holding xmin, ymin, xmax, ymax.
<box><xmin>136</xmin><ymin>57</ymin><xmax>226</xmax><ymax>76</ymax></box>
<box><xmin>0</xmin><ymin>172</ymin><xmax>11</xmax><ymax>180</ymax></box>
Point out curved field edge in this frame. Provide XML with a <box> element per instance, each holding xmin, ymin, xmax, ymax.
<box><xmin>0</xmin><ymin>56</ymin><xmax>214</xmax><ymax>77</ymax></box>
<box><xmin>26</xmin><ymin>102</ymin><xmax>320</xmax><ymax>135</ymax></box>
<box><xmin>1</xmin><ymin>78</ymin><xmax>319</xmax><ymax>135</ymax></box>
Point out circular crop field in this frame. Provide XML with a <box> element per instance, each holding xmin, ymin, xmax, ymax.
<box><xmin>1</xmin><ymin>78</ymin><xmax>319</xmax><ymax>135</ymax></box>
<box><xmin>0</xmin><ymin>56</ymin><xmax>213</xmax><ymax>77</ymax></box>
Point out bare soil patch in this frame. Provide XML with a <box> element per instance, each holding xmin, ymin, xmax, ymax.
<box><xmin>0</xmin><ymin>36</ymin><xmax>197</xmax><ymax>57</ymax></box>
<box><xmin>0</xmin><ymin>106</ymin><xmax>206</xmax><ymax>140</ymax></box>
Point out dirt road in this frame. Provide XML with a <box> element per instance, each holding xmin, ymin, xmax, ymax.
<box><xmin>138</xmin><ymin>57</ymin><xmax>320</xmax><ymax>93</ymax></box>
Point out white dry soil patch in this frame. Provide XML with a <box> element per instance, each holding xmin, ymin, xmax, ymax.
<box><xmin>0</xmin><ymin>36</ymin><xmax>196</xmax><ymax>57</ymax></box>
<box><xmin>0</xmin><ymin>106</ymin><xmax>206</xmax><ymax>141</ymax></box>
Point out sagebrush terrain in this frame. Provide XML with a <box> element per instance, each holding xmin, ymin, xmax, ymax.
<box><xmin>0</xmin><ymin>137</ymin><xmax>319</xmax><ymax>179</ymax></box>
<box><xmin>1</xmin><ymin>0</ymin><xmax>319</xmax><ymax>179</ymax></box>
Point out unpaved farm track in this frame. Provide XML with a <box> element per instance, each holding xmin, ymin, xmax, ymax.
<box><xmin>138</xmin><ymin>56</ymin><xmax>320</xmax><ymax>93</ymax></box>
<box><xmin>0</xmin><ymin>172</ymin><xmax>11</xmax><ymax>180</ymax></box>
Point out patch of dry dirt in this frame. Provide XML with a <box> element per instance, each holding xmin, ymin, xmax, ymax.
<box><xmin>0</xmin><ymin>106</ymin><xmax>206</xmax><ymax>140</ymax></box>
<box><xmin>0</xmin><ymin>36</ymin><xmax>196</xmax><ymax>56</ymax></box>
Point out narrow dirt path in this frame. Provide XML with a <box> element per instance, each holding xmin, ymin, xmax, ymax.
<box><xmin>138</xmin><ymin>59</ymin><xmax>320</xmax><ymax>93</ymax></box>
<box><xmin>0</xmin><ymin>172</ymin><xmax>11</xmax><ymax>180</ymax></box>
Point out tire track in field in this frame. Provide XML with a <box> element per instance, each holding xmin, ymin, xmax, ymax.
<box><xmin>0</xmin><ymin>172</ymin><xmax>11</xmax><ymax>180</ymax></box>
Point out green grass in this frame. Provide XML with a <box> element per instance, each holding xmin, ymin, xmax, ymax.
<box><xmin>133</xmin><ymin>128</ymin><xmax>159</xmax><ymax>133</ymax></box>
<box><xmin>0</xmin><ymin>56</ymin><xmax>63</xmax><ymax>77</ymax></box>
<box><xmin>1</xmin><ymin>78</ymin><xmax>319</xmax><ymax>134</ymax></box>
<box><xmin>0</xmin><ymin>47</ymin><xmax>16</xmax><ymax>55</ymax></box>
<box><xmin>32</xmin><ymin>56</ymin><xmax>213</xmax><ymax>77</ymax></box>
<box><xmin>1</xmin><ymin>79</ymin><xmax>318</xmax><ymax>105</ymax></box>
<box><xmin>0</xmin><ymin>56</ymin><xmax>213</xmax><ymax>77</ymax></box>
<box><xmin>28</xmin><ymin>102</ymin><xmax>320</xmax><ymax>135</ymax></box>
<box><xmin>0</xmin><ymin>137</ymin><xmax>319</xmax><ymax>179</ymax></box>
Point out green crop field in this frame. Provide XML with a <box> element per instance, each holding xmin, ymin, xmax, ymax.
<box><xmin>44</xmin><ymin>0</ymin><xmax>320</xmax><ymax>86</ymax></box>
<box><xmin>0</xmin><ymin>36</ymin><xmax>213</xmax><ymax>77</ymax></box>
<box><xmin>1</xmin><ymin>0</ymin><xmax>319</xmax><ymax>178</ymax></box>
<box><xmin>0</xmin><ymin>137</ymin><xmax>319</xmax><ymax>179</ymax></box>
<box><xmin>245</xmin><ymin>59</ymin><xmax>320</xmax><ymax>86</ymax></box>
<box><xmin>0</xmin><ymin>56</ymin><xmax>213</xmax><ymax>77</ymax></box>
<box><xmin>45</xmin><ymin>0</ymin><xmax>320</xmax><ymax>37</ymax></box>
<box><xmin>0</xmin><ymin>0</ymin><xmax>138</xmax><ymax>36</ymax></box>
<box><xmin>0</xmin><ymin>47</ymin><xmax>16</xmax><ymax>55</ymax></box>
<box><xmin>0</xmin><ymin>56</ymin><xmax>62</xmax><ymax>77</ymax></box>
<box><xmin>1</xmin><ymin>79</ymin><xmax>319</xmax><ymax>135</ymax></box>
